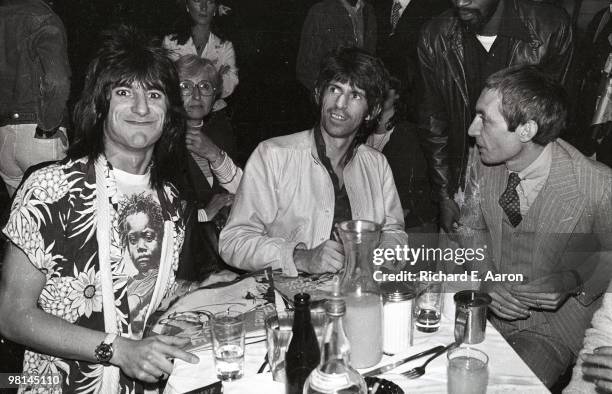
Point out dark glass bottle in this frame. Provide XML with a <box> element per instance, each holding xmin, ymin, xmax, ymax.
<box><xmin>285</xmin><ymin>293</ymin><xmax>321</xmax><ymax>394</ymax></box>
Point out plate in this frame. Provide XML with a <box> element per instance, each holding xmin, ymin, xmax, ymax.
<box><xmin>365</xmin><ymin>377</ymin><xmax>404</xmax><ymax>394</ymax></box>
<box><xmin>273</xmin><ymin>272</ymin><xmax>337</xmax><ymax>307</ymax></box>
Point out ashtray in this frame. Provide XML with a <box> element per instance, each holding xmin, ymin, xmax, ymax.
<box><xmin>365</xmin><ymin>377</ymin><xmax>404</xmax><ymax>394</ymax></box>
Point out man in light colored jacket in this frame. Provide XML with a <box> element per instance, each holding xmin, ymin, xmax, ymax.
<box><xmin>220</xmin><ymin>47</ymin><xmax>408</xmax><ymax>276</ymax></box>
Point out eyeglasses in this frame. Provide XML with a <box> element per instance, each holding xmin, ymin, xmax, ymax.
<box><xmin>179</xmin><ymin>80</ymin><xmax>216</xmax><ymax>97</ymax></box>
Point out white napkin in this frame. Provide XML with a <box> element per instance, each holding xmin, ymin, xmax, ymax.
<box><xmin>223</xmin><ymin>374</ymin><xmax>284</xmax><ymax>394</ymax></box>
<box><xmin>164</xmin><ymin>350</ymin><xmax>217</xmax><ymax>394</ymax></box>
<box><xmin>165</xmin><ymin>335</ymin><xmax>279</xmax><ymax>394</ymax></box>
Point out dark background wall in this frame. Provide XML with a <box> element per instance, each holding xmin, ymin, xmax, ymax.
<box><xmin>51</xmin><ymin>0</ymin><xmax>321</xmax><ymax>165</ymax></box>
<box><xmin>43</xmin><ymin>0</ymin><xmax>612</xmax><ymax>165</ymax></box>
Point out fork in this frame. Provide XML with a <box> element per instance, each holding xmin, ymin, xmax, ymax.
<box><xmin>402</xmin><ymin>342</ymin><xmax>457</xmax><ymax>379</ymax></box>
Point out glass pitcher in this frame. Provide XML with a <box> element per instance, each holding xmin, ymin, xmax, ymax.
<box><xmin>337</xmin><ymin>219</ymin><xmax>383</xmax><ymax>368</ymax></box>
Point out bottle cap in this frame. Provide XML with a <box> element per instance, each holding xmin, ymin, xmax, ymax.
<box><xmin>294</xmin><ymin>293</ymin><xmax>311</xmax><ymax>306</ymax></box>
<box><xmin>381</xmin><ymin>282</ymin><xmax>415</xmax><ymax>302</ymax></box>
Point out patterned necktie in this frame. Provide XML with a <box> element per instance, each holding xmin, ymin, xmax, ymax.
<box><xmin>390</xmin><ymin>1</ymin><xmax>402</xmax><ymax>31</ymax></box>
<box><xmin>499</xmin><ymin>172</ymin><xmax>522</xmax><ymax>227</ymax></box>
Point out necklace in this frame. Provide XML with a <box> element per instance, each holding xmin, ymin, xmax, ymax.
<box><xmin>187</xmin><ymin>120</ymin><xmax>204</xmax><ymax>130</ymax></box>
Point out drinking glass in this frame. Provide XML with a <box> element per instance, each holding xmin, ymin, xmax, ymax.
<box><xmin>264</xmin><ymin>309</ymin><xmax>327</xmax><ymax>383</ymax></box>
<box><xmin>211</xmin><ymin>310</ymin><xmax>245</xmax><ymax>381</ymax></box>
<box><xmin>414</xmin><ymin>281</ymin><xmax>443</xmax><ymax>333</ymax></box>
<box><xmin>447</xmin><ymin>347</ymin><xmax>489</xmax><ymax>394</ymax></box>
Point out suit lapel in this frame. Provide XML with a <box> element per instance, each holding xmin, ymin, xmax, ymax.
<box><xmin>480</xmin><ymin>163</ymin><xmax>506</xmax><ymax>268</ymax></box>
<box><xmin>534</xmin><ymin>142</ymin><xmax>584</xmax><ymax>249</ymax></box>
<box><xmin>381</xmin><ymin>0</ymin><xmax>392</xmax><ymax>25</ymax></box>
<box><xmin>396</xmin><ymin>0</ymin><xmax>417</xmax><ymax>30</ymax></box>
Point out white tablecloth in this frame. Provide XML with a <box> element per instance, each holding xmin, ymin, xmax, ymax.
<box><xmin>166</xmin><ymin>292</ymin><xmax>549</xmax><ymax>394</ymax></box>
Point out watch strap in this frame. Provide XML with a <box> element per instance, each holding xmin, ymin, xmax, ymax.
<box><xmin>104</xmin><ymin>333</ymin><xmax>117</xmax><ymax>345</ymax></box>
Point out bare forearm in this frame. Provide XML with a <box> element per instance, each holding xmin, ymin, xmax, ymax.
<box><xmin>0</xmin><ymin>305</ymin><xmax>105</xmax><ymax>364</ymax></box>
<box><xmin>0</xmin><ymin>302</ymin><xmax>166</xmax><ymax>373</ymax></box>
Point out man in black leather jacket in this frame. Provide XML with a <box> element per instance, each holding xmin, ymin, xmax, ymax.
<box><xmin>0</xmin><ymin>0</ymin><xmax>71</xmax><ymax>197</ymax></box>
<box><xmin>417</xmin><ymin>0</ymin><xmax>573</xmax><ymax>233</ymax></box>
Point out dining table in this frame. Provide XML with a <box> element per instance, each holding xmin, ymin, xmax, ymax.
<box><xmin>162</xmin><ymin>286</ymin><xmax>550</xmax><ymax>394</ymax></box>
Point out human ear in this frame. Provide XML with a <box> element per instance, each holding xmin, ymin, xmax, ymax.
<box><xmin>516</xmin><ymin>120</ymin><xmax>538</xmax><ymax>143</ymax></box>
<box><xmin>313</xmin><ymin>88</ymin><xmax>320</xmax><ymax>106</ymax></box>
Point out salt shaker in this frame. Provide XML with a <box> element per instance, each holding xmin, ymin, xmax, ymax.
<box><xmin>381</xmin><ymin>282</ymin><xmax>415</xmax><ymax>355</ymax></box>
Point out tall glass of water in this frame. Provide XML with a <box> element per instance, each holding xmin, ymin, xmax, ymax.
<box><xmin>447</xmin><ymin>347</ymin><xmax>489</xmax><ymax>394</ymax></box>
<box><xmin>211</xmin><ymin>310</ymin><xmax>245</xmax><ymax>381</ymax></box>
<box><xmin>415</xmin><ymin>281</ymin><xmax>443</xmax><ymax>333</ymax></box>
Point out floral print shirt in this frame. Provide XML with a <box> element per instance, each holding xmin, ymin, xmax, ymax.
<box><xmin>2</xmin><ymin>157</ymin><xmax>184</xmax><ymax>393</ymax></box>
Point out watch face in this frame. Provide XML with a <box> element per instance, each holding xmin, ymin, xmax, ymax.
<box><xmin>95</xmin><ymin>343</ymin><xmax>113</xmax><ymax>363</ymax></box>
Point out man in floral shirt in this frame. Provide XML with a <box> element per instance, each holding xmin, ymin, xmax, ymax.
<box><xmin>0</xmin><ymin>26</ymin><xmax>200</xmax><ymax>393</ymax></box>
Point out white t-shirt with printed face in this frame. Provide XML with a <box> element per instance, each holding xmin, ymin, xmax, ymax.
<box><xmin>113</xmin><ymin>168</ymin><xmax>164</xmax><ymax>338</ymax></box>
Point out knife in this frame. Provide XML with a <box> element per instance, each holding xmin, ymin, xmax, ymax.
<box><xmin>362</xmin><ymin>345</ymin><xmax>446</xmax><ymax>377</ymax></box>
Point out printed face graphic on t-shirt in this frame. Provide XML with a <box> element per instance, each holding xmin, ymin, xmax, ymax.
<box><xmin>117</xmin><ymin>191</ymin><xmax>165</xmax><ymax>337</ymax></box>
<box><xmin>126</xmin><ymin>212</ymin><xmax>161</xmax><ymax>272</ymax></box>
<box><xmin>118</xmin><ymin>192</ymin><xmax>165</xmax><ymax>273</ymax></box>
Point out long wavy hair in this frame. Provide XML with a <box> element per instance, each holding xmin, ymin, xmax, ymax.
<box><xmin>169</xmin><ymin>0</ymin><xmax>229</xmax><ymax>45</ymax></box>
<box><xmin>69</xmin><ymin>25</ymin><xmax>185</xmax><ymax>189</ymax></box>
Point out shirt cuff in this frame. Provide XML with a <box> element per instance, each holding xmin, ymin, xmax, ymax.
<box><xmin>210</xmin><ymin>150</ymin><xmax>227</xmax><ymax>171</ymax></box>
<box><xmin>197</xmin><ymin>209</ymin><xmax>208</xmax><ymax>222</ymax></box>
<box><xmin>272</xmin><ymin>241</ymin><xmax>301</xmax><ymax>277</ymax></box>
<box><xmin>211</xmin><ymin>152</ymin><xmax>236</xmax><ymax>182</ymax></box>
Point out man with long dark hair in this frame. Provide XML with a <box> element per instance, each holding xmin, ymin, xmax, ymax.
<box><xmin>0</xmin><ymin>26</ymin><xmax>200</xmax><ymax>393</ymax></box>
<box><xmin>220</xmin><ymin>47</ymin><xmax>408</xmax><ymax>275</ymax></box>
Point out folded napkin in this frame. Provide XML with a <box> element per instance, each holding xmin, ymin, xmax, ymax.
<box><xmin>165</xmin><ymin>349</ymin><xmax>217</xmax><ymax>394</ymax></box>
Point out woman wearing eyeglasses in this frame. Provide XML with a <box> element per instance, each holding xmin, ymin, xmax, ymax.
<box><xmin>163</xmin><ymin>0</ymin><xmax>238</xmax><ymax>113</ymax></box>
<box><xmin>175</xmin><ymin>55</ymin><xmax>242</xmax><ymax>223</ymax></box>
<box><xmin>173</xmin><ymin>55</ymin><xmax>242</xmax><ymax>281</ymax></box>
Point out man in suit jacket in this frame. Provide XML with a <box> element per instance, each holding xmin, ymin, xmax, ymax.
<box><xmin>371</xmin><ymin>0</ymin><xmax>447</xmax><ymax>122</ymax></box>
<box><xmin>418</xmin><ymin>0</ymin><xmax>574</xmax><ymax>235</ymax></box>
<box><xmin>458</xmin><ymin>65</ymin><xmax>612</xmax><ymax>388</ymax></box>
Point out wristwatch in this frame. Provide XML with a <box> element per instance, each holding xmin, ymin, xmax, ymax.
<box><xmin>94</xmin><ymin>333</ymin><xmax>117</xmax><ymax>364</ymax></box>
